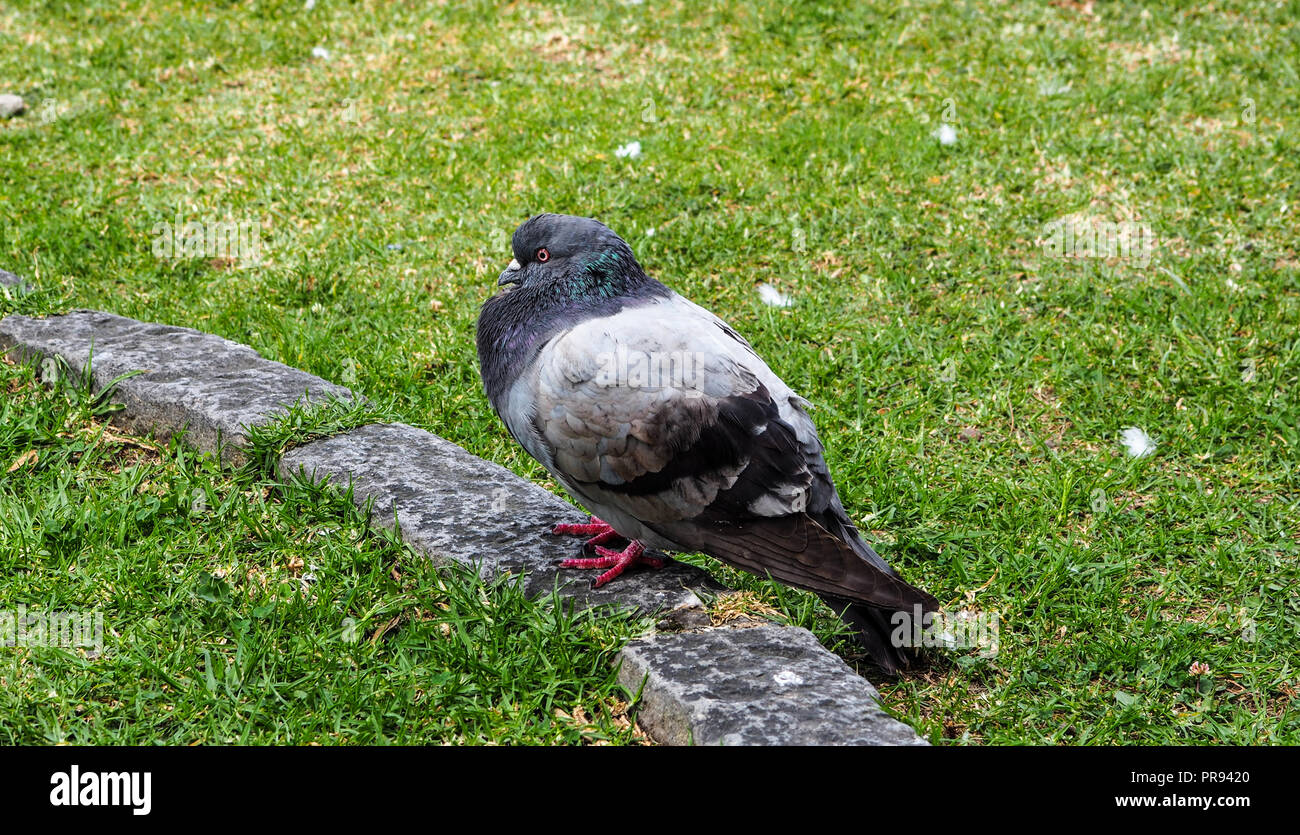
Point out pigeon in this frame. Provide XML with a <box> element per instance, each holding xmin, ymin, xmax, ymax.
<box><xmin>476</xmin><ymin>213</ymin><xmax>939</xmax><ymax>671</ymax></box>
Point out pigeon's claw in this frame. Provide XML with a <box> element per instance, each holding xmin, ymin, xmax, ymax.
<box><xmin>558</xmin><ymin>540</ymin><xmax>666</xmax><ymax>588</ymax></box>
<box><xmin>551</xmin><ymin>515</ymin><xmax>612</xmax><ymax>537</ymax></box>
<box><xmin>580</xmin><ymin>527</ymin><xmax>621</xmax><ymax>553</ymax></box>
<box><xmin>551</xmin><ymin>515</ymin><xmax>626</xmax><ymax>552</ymax></box>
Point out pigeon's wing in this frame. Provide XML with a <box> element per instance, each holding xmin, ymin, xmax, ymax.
<box><xmin>512</xmin><ymin>293</ymin><xmax>933</xmax><ymax>612</ymax></box>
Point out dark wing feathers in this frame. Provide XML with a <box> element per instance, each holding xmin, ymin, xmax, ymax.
<box><xmin>595</xmin><ymin>388</ymin><xmax>786</xmax><ymax>498</ymax></box>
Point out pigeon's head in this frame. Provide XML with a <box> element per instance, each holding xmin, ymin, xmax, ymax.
<box><xmin>496</xmin><ymin>213</ymin><xmax>647</xmax><ymax>300</ymax></box>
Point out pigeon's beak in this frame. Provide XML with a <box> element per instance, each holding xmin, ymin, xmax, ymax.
<box><xmin>498</xmin><ymin>259</ymin><xmax>522</xmax><ymax>287</ymax></box>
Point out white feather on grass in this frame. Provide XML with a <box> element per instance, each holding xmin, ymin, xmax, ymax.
<box><xmin>757</xmin><ymin>283</ymin><xmax>793</xmax><ymax>308</ymax></box>
<box><xmin>1121</xmin><ymin>426</ymin><xmax>1156</xmax><ymax>458</ymax></box>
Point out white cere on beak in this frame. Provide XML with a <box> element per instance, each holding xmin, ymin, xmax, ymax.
<box><xmin>498</xmin><ymin>258</ymin><xmax>525</xmax><ymax>287</ymax></box>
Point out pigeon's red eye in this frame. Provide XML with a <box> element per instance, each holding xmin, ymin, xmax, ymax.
<box><xmin>536</xmin><ymin>247</ymin><xmax>550</xmax><ymax>263</ymax></box>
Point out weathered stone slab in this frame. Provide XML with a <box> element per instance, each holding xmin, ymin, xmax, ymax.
<box><xmin>0</xmin><ymin>310</ymin><xmax>353</xmax><ymax>464</ymax></box>
<box><xmin>617</xmin><ymin>625</ymin><xmax>929</xmax><ymax>746</ymax></box>
<box><xmin>279</xmin><ymin>422</ymin><xmax>721</xmax><ymax>619</ymax></box>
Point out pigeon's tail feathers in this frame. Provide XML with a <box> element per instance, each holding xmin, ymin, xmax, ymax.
<box><xmin>658</xmin><ymin>512</ymin><xmax>936</xmax><ymax>614</ymax></box>
<box><xmin>816</xmin><ymin>518</ymin><xmax>940</xmax><ymax>672</ymax></box>
<box><xmin>832</xmin><ymin>514</ymin><xmax>904</xmax><ymax>574</ymax></box>
<box><xmin>819</xmin><ymin>595</ymin><xmax>925</xmax><ymax>674</ymax></box>
<box><xmin>654</xmin><ymin>513</ymin><xmax>940</xmax><ymax>670</ymax></box>
<box><xmin>680</xmin><ymin>512</ymin><xmax>939</xmax><ymax>674</ymax></box>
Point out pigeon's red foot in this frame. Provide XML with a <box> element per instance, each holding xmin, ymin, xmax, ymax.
<box><xmin>557</xmin><ymin>540</ymin><xmax>666</xmax><ymax>589</ymax></box>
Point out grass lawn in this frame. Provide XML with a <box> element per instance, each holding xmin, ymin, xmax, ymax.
<box><xmin>1</xmin><ymin>0</ymin><xmax>1297</xmax><ymax>744</ymax></box>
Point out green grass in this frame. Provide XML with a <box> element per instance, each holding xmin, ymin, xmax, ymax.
<box><xmin>2</xmin><ymin>0</ymin><xmax>1298</xmax><ymax>744</ymax></box>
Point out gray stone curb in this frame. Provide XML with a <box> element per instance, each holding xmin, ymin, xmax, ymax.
<box><xmin>0</xmin><ymin>302</ymin><xmax>929</xmax><ymax>746</ymax></box>
<box><xmin>0</xmin><ymin>309</ymin><xmax>353</xmax><ymax>465</ymax></box>
<box><xmin>618</xmin><ymin>625</ymin><xmax>929</xmax><ymax>745</ymax></box>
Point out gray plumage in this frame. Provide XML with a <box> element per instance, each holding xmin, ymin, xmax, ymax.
<box><xmin>477</xmin><ymin>213</ymin><xmax>938</xmax><ymax>671</ymax></box>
